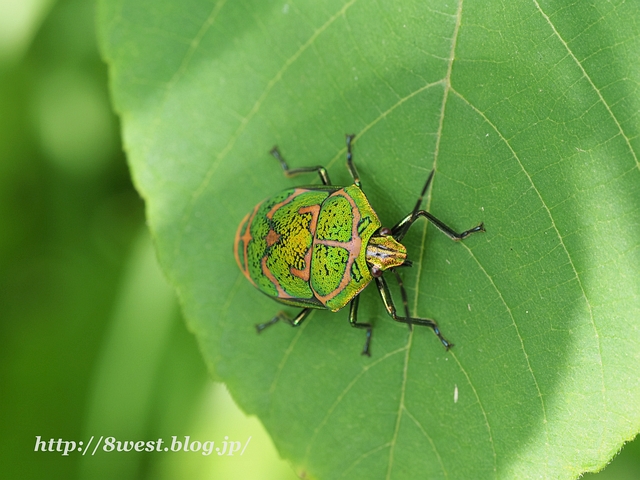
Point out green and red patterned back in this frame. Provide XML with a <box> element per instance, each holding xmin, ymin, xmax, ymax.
<box><xmin>234</xmin><ymin>185</ymin><xmax>381</xmax><ymax>311</ymax></box>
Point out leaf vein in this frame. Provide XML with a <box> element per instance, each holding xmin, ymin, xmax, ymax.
<box><xmin>452</xmin><ymin>85</ymin><xmax>604</xmax><ymax>469</ymax></box>
<box><xmin>175</xmin><ymin>0</ymin><xmax>359</xmax><ymax>259</ymax></box>
<box><xmin>451</xmin><ymin>351</ymin><xmax>498</xmax><ymax>478</ymax></box>
<box><xmin>389</xmin><ymin>1</ymin><xmax>464</xmax><ymax>478</ymax></box>
<box><xmin>322</xmin><ymin>79</ymin><xmax>444</xmax><ymax>171</ymax></box>
<box><xmin>464</xmin><ymin>243</ymin><xmax>549</xmax><ymax>475</ymax></box>
<box><xmin>404</xmin><ymin>407</ymin><xmax>448</xmax><ymax>477</ymax></box>
<box><xmin>268</xmin><ymin>318</ymin><xmax>309</xmax><ymax>395</ymax></box>
<box><xmin>302</xmin><ymin>346</ymin><xmax>407</xmax><ymax>463</ymax></box>
<box><xmin>339</xmin><ymin>442</ymin><xmax>392</xmax><ymax>479</ymax></box>
<box><xmin>532</xmin><ymin>0</ymin><xmax>639</xmax><ymax>170</ymax></box>
<box><xmin>386</xmin><ymin>337</ymin><xmax>412</xmax><ymax>479</ymax></box>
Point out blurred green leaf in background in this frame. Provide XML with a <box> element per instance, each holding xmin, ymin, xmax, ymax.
<box><xmin>0</xmin><ymin>0</ymin><xmax>295</xmax><ymax>479</ymax></box>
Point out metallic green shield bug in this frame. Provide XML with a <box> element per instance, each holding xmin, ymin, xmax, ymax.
<box><xmin>234</xmin><ymin>135</ymin><xmax>484</xmax><ymax>356</ymax></box>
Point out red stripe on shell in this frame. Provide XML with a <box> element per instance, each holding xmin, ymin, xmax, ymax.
<box><xmin>265</xmin><ymin>188</ymin><xmax>308</xmax><ymax>219</ymax></box>
<box><xmin>261</xmin><ymin>256</ymin><xmax>294</xmax><ymax>299</ymax></box>
<box><xmin>233</xmin><ymin>203</ymin><xmax>261</xmax><ymax>286</ymax></box>
<box><xmin>311</xmin><ymin>189</ymin><xmax>362</xmax><ymax>306</ymax></box>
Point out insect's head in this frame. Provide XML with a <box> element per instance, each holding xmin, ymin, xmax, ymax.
<box><xmin>366</xmin><ymin>227</ymin><xmax>408</xmax><ymax>277</ymax></box>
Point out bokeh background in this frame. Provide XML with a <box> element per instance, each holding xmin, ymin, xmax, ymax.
<box><xmin>0</xmin><ymin>0</ymin><xmax>297</xmax><ymax>478</ymax></box>
<box><xmin>0</xmin><ymin>0</ymin><xmax>636</xmax><ymax>478</ymax></box>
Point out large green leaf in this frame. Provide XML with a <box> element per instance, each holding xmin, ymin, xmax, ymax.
<box><xmin>97</xmin><ymin>0</ymin><xmax>640</xmax><ymax>478</ymax></box>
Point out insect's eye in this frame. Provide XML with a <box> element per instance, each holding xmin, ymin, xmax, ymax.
<box><xmin>370</xmin><ymin>265</ymin><xmax>383</xmax><ymax>278</ymax></box>
<box><xmin>379</xmin><ymin>227</ymin><xmax>392</xmax><ymax>236</ymax></box>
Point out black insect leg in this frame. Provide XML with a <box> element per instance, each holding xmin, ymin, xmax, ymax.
<box><xmin>256</xmin><ymin>308</ymin><xmax>312</xmax><ymax>333</ymax></box>
<box><xmin>270</xmin><ymin>147</ymin><xmax>331</xmax><ymax>185</ymax></box>
<box><xmin>348</xmin><ymin>296</ymin><xmax>372</xmax><ymax>356</ymax></box>
<box><xmin>391</xmin><ymin>169</ymin><xmax>484</xmax><ymax>242</ymax></box>
<box><xmin>388</xmin><ymin>170</ymin><xmax>434</xmax><ymax>241</ymax></box>
<box><xmin>345</xmin><ymin>134</ymin><xmax>361</xmax><ymax>188</ymax></box>
<box><xmin>375</xmin><ymin>274</ymin><xmax>453</xmax><ymax>350</ymax></box>
<box><xmin>390</xmin><ymin>269</ymin><xmax>412</xmax><ymax>332</ymax></box>
<box><xmin>392</xmin><ymin>210</ymin><xmax>484</xmax><ymax>242</ymax></box>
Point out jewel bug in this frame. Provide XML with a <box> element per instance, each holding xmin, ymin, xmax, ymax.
<box><xmin>234</xmin><ymin>134</ymin><xmax>484</xmax><ymax>356</ymax></box>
